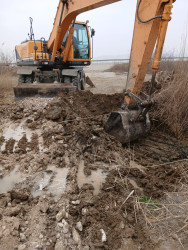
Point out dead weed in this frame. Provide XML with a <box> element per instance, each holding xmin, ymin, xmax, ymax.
<box><xmin>153</xmin><ymin>73</ymin><xmax>188</xmax><ymax>139</ymax></box>
<box><xmin>0</xmin><ymin>70</ymin><xmax>17</xmax><ymax>98</ymax></box>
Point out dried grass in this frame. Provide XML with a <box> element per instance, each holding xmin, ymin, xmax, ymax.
<box><xmin>153</xmin><ymin>73</ymin><xmax>188</xmax><ymax>139</ymax></box>
<box><xmin>0</xmin><ymin>70</ymin><xmax>17</xmax><ymax>97</ymax></box>
<box><xmin>0</xmin><ymin>49</ymin><xmax>17</xmax><ymax>99</ymax></box>
<box><xmin>136</xmin><ymin>163</ymin><xmax>188</xmax><ymax>249</ymax></box>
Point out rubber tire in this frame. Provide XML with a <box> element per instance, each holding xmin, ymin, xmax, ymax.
<box><xmin>18</xmin><ymin>75</ymin><xmax>25</xmax><ymax>84</ymax></box>
<box><xmin>25</xmin><ymin>75</ymin><xmax>33</xmax><ymax>84</ymax></box>
<box><xmin>72</xmin><ymin>75</ymin><xmax>81</xmax><ymax>90</ymax></box>
<box><xmin>64</xmin><ymin>76</ymin><xmax>71</xmax><ymax>84</ymax></box>
<box><xmin>81</xmin><ymin>73</ymin><xmax>86</xmax><ymax>90</ymax></box>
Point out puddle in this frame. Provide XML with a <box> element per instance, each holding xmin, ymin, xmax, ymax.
<box><xmin>0</xmin><ymin>121</ymin><xmax>32</xmax><ymax>151</ymax></box>
<box><xmin>77</xmin><ymin>161</ymin><xmax>108</xmax><ymax>195</ymax></box>
<box><xmin>30</xmin><ymin>172</ymin><xmax>53</xmax><ymax>197</ymax></box>
<box><xmin>0</xmin><ymin>165</ymin><xmax>25</xmax><ymax>194</ymax></box>
<box><xmin>48</xmin><ymin>166</ymin><xmax>69</xmax><ymax>198</ymax></box>
<box><xmin>0</xmin><ymin>121</ymin><xmax>44</xmax><ymax>152</ymax></box>
<box><xmin>31</xmin><ymin>165</ymin><xmax>69</xmax><ymax>199</ymax></box>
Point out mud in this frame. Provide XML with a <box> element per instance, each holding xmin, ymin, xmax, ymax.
<box><xmin>0</xmin><ymin>90</ymin><xmax>188</xmax><ymax>250</ymax></box>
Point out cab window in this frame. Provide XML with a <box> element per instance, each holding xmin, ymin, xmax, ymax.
<box><xmin>62</xmin><ymin>24</ymin><xmax>89</xmax><ymax>59</ymax></box>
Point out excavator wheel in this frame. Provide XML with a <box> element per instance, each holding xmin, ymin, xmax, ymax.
<box><xmin>72</xmin><ymin>74</ymin><xmax>81</xmax><ymax>90</ymax></box>
<box><xmin>18</xmin><ymin>75</ymin><xmax>25</xmax><ymax>84</ymax></box>
<box><xmin>105</xmin><ymin>110</ymin><xmax>150</xmax><ymax>144</ymax></box>
<box><xmin>25</xmin><ymin>75</ymin><xmax>34</xmax><ymax>84</ymax></box>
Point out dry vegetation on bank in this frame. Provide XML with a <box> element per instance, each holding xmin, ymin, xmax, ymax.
<box><xmin>0</xmin><ymin>50</ymin><xmax>17</xmax><ymax>101</ymax></box>
<box><xmin>0</xmin><ymin>69</ymin><xmax>17</xmax><ymax>102</ymax></box>
<box><xmin>104</xmin><ymin>60</ymin><xmax>188</xmax><ymax>75</ymax></box>
<box><xmin>154</xmin><ymin>73</ymin><xmax>188</xmax><ymax>139</ymax></box>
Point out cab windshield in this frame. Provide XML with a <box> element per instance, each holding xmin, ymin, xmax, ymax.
<box><xmin>62</xmin><ymin>23</ymin><xmax>89</xmax><ymax>60</ymax></box>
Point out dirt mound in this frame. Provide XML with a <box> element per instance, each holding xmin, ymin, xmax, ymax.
<box><xmin>0</xmin><ymin>92</ymin><xmax>188</xmax><ymax>250</ymax></box>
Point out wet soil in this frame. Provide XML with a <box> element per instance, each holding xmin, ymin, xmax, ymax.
<box><xmin>0</xmin><ymin>90</ymin><xmax>188</xmax><ymax>250</ymax></box>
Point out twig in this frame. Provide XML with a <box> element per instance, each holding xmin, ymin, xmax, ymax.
<box><xmin>177</xmin><ymin>224</ymin><xmax>188</xmax><ymax>233</ymax></box>
<box><xmin>121</xmin><ymin>190</ymin><xmax>134</xmax><ymax>207</ymax></box>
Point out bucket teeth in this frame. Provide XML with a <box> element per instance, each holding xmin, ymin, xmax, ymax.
<box><xmin>105</xmin><ymin>111</ymin><xmax>150</xmax><ymax>144</ymax></box>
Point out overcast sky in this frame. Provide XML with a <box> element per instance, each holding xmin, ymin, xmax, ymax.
<box><xmin>0</xmin><ymin>0</ymin><xmax>188</xmax><ymax>59</ymax></box>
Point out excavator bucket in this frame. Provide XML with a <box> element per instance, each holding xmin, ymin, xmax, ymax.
<box><xmin>105</xmin><ymin>110</ymin><xmax>150</xmax><ymax>144</ymax></box>
<box><xmin>14</xmin><ymin>84</ymin><xmax>76</xmax><ymax>98</ymax></box>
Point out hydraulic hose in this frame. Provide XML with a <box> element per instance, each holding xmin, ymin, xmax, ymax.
<box><xmin>137</xmin><ymin>0</ymin><xmax>162</xmax><ymax>23</ymax></box>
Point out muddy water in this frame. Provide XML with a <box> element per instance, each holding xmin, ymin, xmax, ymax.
<box><xmin>0</xmin><ymin>122</ymin><xmax>31</xmax><ymax>151</ymax></box>
<box><xmin>77</xmin><ymin>161</ymin><xmax>108</xmax><ymax>195</ymax></box>
<box><xmin>48</xmin><ymin>165</ymin><xmax>69</xmax><ymax>199</ymax></box>
<box><xmin>30</xmin><ymin>172</ymin><xmax>53</xmax><ymax>198</ymax></box>
<box><xmin>0</xmin><ymin>165</ymin><xmax>25</xmax><ymax>194</ymax></box>
<box><xmin>31</xmin><ymin>165</ymin><xmax>69</xmax><ymax>199</ymax></box>
<box><xmin>0</xmin><ymin>121</ymin><xmax>44</xmax><ymax>152</ymax></box>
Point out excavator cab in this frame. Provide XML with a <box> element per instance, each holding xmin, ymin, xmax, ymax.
<box><xmin>62</xmin><ymin>23</ymin><xmax>90</xmax><ymax>60</ymax></box>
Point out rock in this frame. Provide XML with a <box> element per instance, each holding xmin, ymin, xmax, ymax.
<box><xmin>20</xmin><ymin>233</ymin><xmax>26</xmax><ymax>242</ymax></box>
<box><xmin>72</xmin><ymin>227</ymin><xmax>81</xmax><ymax>245</ymax></box>
<box><xmin>56</xmin><ymin>209</ymin><xmax>66</xmax><ymax>222</ymax></box>
<box><xmin>55</xmin><ymin>241</ymin><xmax>66</xmax><ymax>250</ymax></box>
<box><xmin>39</xmin><ymin>202</ymin><xmax>49</xmax><ymax>213</ymax></box>
<box><xmin>39</xmin><ymin>234</ymin><xmax>43</xmax><ymax>239</ymax></box>
<box><xmin>81</xmin><ymin>208</ymin><xmax>88</xmax><ymax>216</ymax></box>
<box><xmin>46</xmin><ymin>106</ymin><xmax>62</xmax><ymax>120</ymax></box>
<box><xmin>58</xmin><ymin>223</ymin><xmax>63</xmax><ymax>228</ymax></box>
<box><xmin>61</xmin><ymin>219</ymin><xmax>69</xmax><ymax>234</ymax></box>
<box><xmin>72</xmin><ymin>200</ymin><xmax>80</xmax><ymax>205</ymax></box>
<box><xmin>18</xmin><ymin>244</ymin><xmax>27</xmax><ymax>250</ymax></box>
<box><xmin>76</xmin><ymin>221</ymin><xmax>83</xmax><ymax>232</ymax></box>
<box><xmin>10</xmin><ymin>190</ymin><xmax>29</xmax><ymax>201</ymax></box>
<box><xmin>120</xmin><ymin>221</ymin><xmax>125</xmax><ymax>229</ymax></box>
<box><xmin>83</xmin><ymin>246</ymin><xmax>90</xmax><ymax>250</ymax></box>
<box><xmin>56</xmin><ymin>233</ymin><xmax>60</xmax><ymax>239</ymax></box>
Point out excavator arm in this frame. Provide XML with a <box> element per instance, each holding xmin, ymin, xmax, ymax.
<box><xmin>126</xmin><ymin>0</ymin><xmax>175</xmax><ymax>101</ymax></box>
<box><xmin>105</xmin><ymin>0</ymin><xmax>175</xmax><ymax>143</ymax></box>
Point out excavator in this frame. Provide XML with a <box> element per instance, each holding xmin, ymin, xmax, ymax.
<box><xmin>14</xmin><ymin>0</ymin><xmax>175</xmax><ymax>143</ymax></box>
